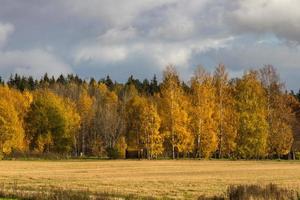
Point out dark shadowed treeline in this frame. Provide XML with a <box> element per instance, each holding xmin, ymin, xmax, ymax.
<box><xmin>0</xmin><ymin>65</ymin><xmax>300</xmax><ymax>159</ymax></box>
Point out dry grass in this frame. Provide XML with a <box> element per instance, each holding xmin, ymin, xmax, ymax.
<box><xmin>0</xmin><ymin>160</ymin><xmax>300</xmax><ymax>199</ymax></box>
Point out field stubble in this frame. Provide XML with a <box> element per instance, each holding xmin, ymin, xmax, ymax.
<box><xmin>0</xmin><ymin>160</ymin><xmax>300</xmax><ymax>199</ymax></box>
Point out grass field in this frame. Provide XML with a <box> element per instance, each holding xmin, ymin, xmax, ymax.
<box><xmin>0</xmin><ymin>160</ymin><xmax>300</xmax><ymax>199</ymax></box>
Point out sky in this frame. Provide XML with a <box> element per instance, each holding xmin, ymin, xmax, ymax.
<box><xmin>0</xmin><ymin>0</ymin><xmax>300</xmax><ymax>90</ymax></box>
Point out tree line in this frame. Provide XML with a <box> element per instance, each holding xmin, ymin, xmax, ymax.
<box><xmin>1</xmin><ymin>64</ymin><xmax>300</xmax><ymax>159</ymax></box>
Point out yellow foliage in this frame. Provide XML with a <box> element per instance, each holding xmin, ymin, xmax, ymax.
<box><xmin>160</xmin><ymin>65</ymin><xmax>194</xmax><ymax>158</ymax></box>
<box><xmin>213</xmin><ymin>64</ymin><xmax>238</xmax><ymax>157</ymax></box>
<box><xmin>0</xmin><ymin>97</ymin><xmax>25</xmax><ymax>154</ymax></box>
<box><xmin>235</xmin><ymin>71</ymin><xmax>269</xmax><ymax>158</ymax></box>
<box><xmin>190</xmin><ymin>66</ymin><xmax>218</xmax><ymax>158</ymax></box>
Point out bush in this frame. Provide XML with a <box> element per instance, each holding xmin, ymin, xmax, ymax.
<box><xmin>227</xmin><ymin>184</ymin><xmax>299</xmax><ymax>200</ymax></box>
<box><xmin>116</xmin><ymin>136</ymin><xmax>127</xmax><ymax>159</ymax></box>
<box><xmin>106</xmin><ymin>147</ymin><xmax>119</xmax><ymax>159</ymax></box>
<box><xmin>198</xmin><ymin>184</ymin><xmax>300</xmax><ymax>200</ymax></box>
<box><xmin>295</xmin><ymin>152</ymin><xmax>300</xmax><ymax>160</ymax></box>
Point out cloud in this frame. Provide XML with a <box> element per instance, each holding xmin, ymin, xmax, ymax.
<box><xmin>0</xmin><ymin>49</ymin><xmax>72</xmax><ymax>78</ymax></box>
<box><xmin>73</xmin><ymin>10</ymin><xmax>234</xmax><ymax>69</ymax></box>
<box><xmin>75</xmin><ymin>45</ymin><xmax>129</xmax><ymax>64</ymax></box>
<box><xmin>148</xmin><ymin>37</ymin><xmax>233</xmax><ymax>68</ymax></box>
<box><xmin>229</xmin><ymin>0</ymin><xmax>300</xmax><ymax>43</ymax></box>
<box><xmin>149</xmin><ymin>16</ymin><xmax>195</xmax><ymax>40</ymax></box>
<box><xmin>74</xmin><ymin>27</ymin><xmax>138</xmax><ymax>63</ymax></box>
<box><xmin>0</xmin><ymin>20</ymin><xmax>71</xmax><ymax>79</ymax></box>
<box><xmin>0</xmin><ymin>22</ymin><xmax>14</xmax><ymax>48</ymax></box>
<box><xmin>63</xmin><ymin>0</ymin><xmax>178</xmax><ymax>27</ymax></box>
<box><xmin>74</xmin><ymin>34</ymin><xmax>233</xmax><ymax>70</ymax></box>
<box><xmin>193</xmin><ymin>37</ymin><xmax>300</xmax><ymax>90</ymax></box>
<box><xmin>97</xmin><ymin>27</ymin><xmax>137</xmax><ymax>44</ymax></box>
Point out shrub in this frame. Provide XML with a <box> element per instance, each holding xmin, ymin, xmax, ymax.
<box><xmin>295</xmin><ymin>152</ymin><xmax>300</xmax><ymax>160</ymax></box>
<box><xmin>106</xmin><ymin>147</ymin><xmax>119</xmax><ymax>159</ymax></box>
<box><xmin>198</xmin><ymin>184</ymin><xmax>300</xmax><ymax>200</ymax></box>
<box><xmin>227</xmin><ymin>183</ymin><xmax>299</xmax><ymax>200</ymax></box>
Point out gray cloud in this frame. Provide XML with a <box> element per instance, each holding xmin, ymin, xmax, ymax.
<box><xmin>0</xmin><ymin>49</ymin><xmax>72</xmax><ymax>78</ymax></box>
<box><xmin>62</xmin><ymin>0</ymin><xmax>179</xmax><ymax>28</ymax></box>
<box><xmin>0</xmin><ymin>22</ymin><xmax>14</xmax><ymax>48</ymax></box>
<box><xmin>193</xmin><ymin>37</ymin><xmax>300</xmax><ymax>90</ymax></box>
<box><xmin>228</xmin><ymin>0</ymin><xmax>300</xmax><ymax>43</ymax></box>
<box><xmin>0</xmin><ymin>21</ymin><xmax>71</xmax><ymax>79</ymax></box>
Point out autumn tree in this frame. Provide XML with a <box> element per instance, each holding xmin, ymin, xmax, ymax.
<box><xmin>25</xmin><ymin>90</ymin><xmax>80</xmax><ymax>154</ymax></box>
<box><xmin>126</xmin><ymin>94</ymin><xmax>145</xmax><ymax>151</ymax></box>
<box><xmin>190</xmin><ymin>66</ymin><xmax>218</xmax><ymax>158</ymax></box>
<box><xmin>269</xmin><ymin>93</ymin><xmax>294</xmax><ymax>157</ymax></box>
<box><xmin>213</xmin><ymin>64</ymin><xmax>237</xmax><ymax>158</ymax></box>
<box><xmin>0</xmin><ymin>89</ymin><xmax>25</xmax><ymax>157</ymax></box>
<box><xmin>0</xmin><ymin>85</ymin><xmax>32</xmax><ymax>122</ymax></box>
<box><xmin>286</xmin><ymin>93</ymin><xmax>300</xmax><ymax>158</ymax></box>
<box><xmin>159</xmin><ymin>65</ymin><xmax>193</xmax><ymax>159</ymax></box>
<box><xmin>0</xmin><ymin>85</ymin><xmax>32</xmax><ymax>155</ymax></box>
<box><xmin>77</xmin><ymin>89</ymin><xmax>94</xmax><ymax>156</ymax></box>
<box><xmin>140</xmin><ymin>100</ymin><xmax>162</xmax><ymax>159</ymax></box>
<box><xmin>126</xmin><ymin>95</ymin><xmax>162</xmax><ymax>159</ymax></box>
<box><xmin>259</xmin><ymin>65</ymin><xmax>294</xmax><ymax>157</ymax></box>
<box><xmin>93</xmin><ymin>83</ymin><xmax>124</xmax><ymax>157</ymax></box>
<box><xmin>235</xmin><ymin>71</ymin><xmax>269</xmax><ymax>159</ymax></box>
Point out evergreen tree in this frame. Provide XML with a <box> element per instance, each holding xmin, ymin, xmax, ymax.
<box><xmin>150</xmin><ymin>75</ymin><xmax>160</xmax><ymax>95</ymax></box>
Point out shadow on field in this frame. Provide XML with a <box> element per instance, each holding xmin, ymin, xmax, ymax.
<box><xmin>0</xmin><ymin>184</ymin><xmax>156</xmax><ymax>200</ymax></box>
<box><xmin>199</xmin><ymin>184</ymin><xmax>300</xmax><ymax>200</ymax></box>
<box><xmin>0</xmin><ymin>183</ymin><xmax>299</xmax><ymax>200</ymax></box>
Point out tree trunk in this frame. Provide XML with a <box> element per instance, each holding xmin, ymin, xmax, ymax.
<box><xmin>219</xmin><ymin>135</ymin><xmax>222</xmax><ymax>159</ymax></box>
<box><xmin>172</xmin><ymin>141</ymin><xmax>175</xmax><ymax>160</ymax></box>
<box><xmin>81</xmin><ymin>129</ymin><xmax>85</xmax><ymax>156</ymax></box>
<box><xmin>197</xmin><ymin>134</ymin><xmax>201</xmax><ymax>158</ymax></box>
<box><xmin>147</xmin><ymin>132</ymin><xmax>150</xmax><ymax>160</ymax></box>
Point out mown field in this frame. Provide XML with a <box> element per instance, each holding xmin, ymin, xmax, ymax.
<box><xmin>0</xmin><ymin>160</ymin><xmax>300</xmax><ymax>199</ymax></box>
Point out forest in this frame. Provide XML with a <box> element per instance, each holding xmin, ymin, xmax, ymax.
<box><xmin>1</xmin><ymin>64</ymin><xmax>300</xmax><ymax>160</ymax></box>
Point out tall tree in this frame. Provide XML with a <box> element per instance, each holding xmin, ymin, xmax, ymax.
<box><xmin>126</xmin><ymin>95</ymin><xmax>163</xmax><ymax>159</ymax></box>
<box><xmin>190</xmin><ymin>66</ymin><xmax>218</xmax><ymax>158</ymax></box>
<box><xmin>77</xmin><ymin>90</ymin><xmax>94</xmax><ymax>156</ymax></box>
<box><xmin>149</xmin><ymin>75</ymin><xmax>160</xmax><ymax>95</ymax></box>
<box><xmin>235</xmin><ymin>71</ymin><xmax>269</xmax><ymax>159</ymax></box>
<box><xmin>140</xmin><ymin>100</ymin><xmax>162</xmax><ymax>159</ymax></box>
<box><xmin>25</xmin><ymin>90</ymin><xmax>80</xmax><ymax>154</ymax></box>
<box><xmin>259</xmin><ymin>65</ymin><xmax>294</xmax><ymax>157</ymax></box>
<box><xmin>94</xmin><ymin>83</ymin><xmax>125</xmax><ymax>157</ymax></box>
<box><xmin>0</xmin><ymin>90</ymin><xmax>25</xmax><ymax>157</ymax></box>
<box><xmin>126</xmin><ymin>95</ymin><xmax>144</xmax><ymax>150</ymax></box>
<box><xmin>0</xmin><ymin>86</ymin><xmax>32</xmax><ymax>152</ymax></box>
<box><xmin>160</xmin><ymin>65</ymin><xmax>193</xmax><ymax>159</ymax></box>
<box><xmin>213</xmin><ymin>64</ymin><xmax>237</xmax><ymax>158</ymax></box>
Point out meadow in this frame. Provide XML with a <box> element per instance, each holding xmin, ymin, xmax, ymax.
<box><xmin>0</xmin><ymin>160</ymin><xmax>300</xmax><ymax>199</ymax></box>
